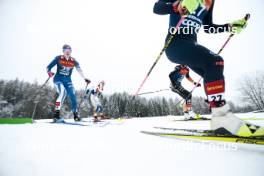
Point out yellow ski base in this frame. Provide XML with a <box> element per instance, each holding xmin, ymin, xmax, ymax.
<box><xmin>141</xmin><ymin>131</ymin><xmax>264</xmax><ymax>145</ymax></box>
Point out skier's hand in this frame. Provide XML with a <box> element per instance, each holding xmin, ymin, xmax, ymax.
<box><xmin>85</xmin><ymin>78</ymin><xmax>91</xmax><ymax>84</ymax></box>
<box><xmin>47</xmin><ymin>71</ymin><xmax>54</xmax><ymax>78</ymax></box>
<box><xmin>180</xmin><ymin>0</ymin><xmax>200</xmax><ymax>15</ymax></box>
<box><xmin>230</xmin><ymin>18</ymin><xmax>247</xmax><ymax>34</ymax></box>
<box><xmin>194</xmin><ymin>82</ymin><xmax>201</xmax><ymax>87</ymax></box>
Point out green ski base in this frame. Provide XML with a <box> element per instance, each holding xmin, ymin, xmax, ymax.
<box><xmin>0</xmin><ymin>118</ymin><xmax>33</xmax><ymax>124</ymax></box>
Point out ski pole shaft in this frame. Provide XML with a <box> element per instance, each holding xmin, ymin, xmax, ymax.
<box><xmin>134</xmin><ymin>16</ymin><xmax>186</xmax><ymax>96</ymax></box>
<box><xmin>193</xmin><ymin>13</ymin><xmax>251</xmax><ymax>89</ymax></box>
<box><xmin>138</xmin><ymin>88</ymin><xmax>170</xmax><ymax>96</ymax></box>
<box><xmin>31</xmin><ymin>77</ymin><xmax>51</xmax><ymax>120</ymax></box>
<box><xmin>40</xmin><ymin>77</ymin><xmax>51</xmax><ymax>89</ymax></box>
<box><xmin>218</xmin><ymin>13</ymin><xmax>250</xmax><ymax>54</ymax></box>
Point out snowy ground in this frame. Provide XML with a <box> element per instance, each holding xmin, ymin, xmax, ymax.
<box><xmin>0</xmin><ymin>113</ymin><xmax>264</xmax><ymax>176</ymax></box>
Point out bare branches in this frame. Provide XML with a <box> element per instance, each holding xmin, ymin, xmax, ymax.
<box><xmin>239</xmin><ymin>71</ymin><xmax>264</xmax><ymax>110</ymax></box>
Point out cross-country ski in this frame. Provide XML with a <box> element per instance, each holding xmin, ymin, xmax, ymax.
<box><xmin>1</xmin><ymin>0</ymin><xmax>264</xmax><ymax>176</ymax></box>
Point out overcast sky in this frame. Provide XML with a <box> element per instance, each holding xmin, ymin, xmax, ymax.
<box><xmin>0</xmin><ymin>0</ymin><xmax>263</xmax><ymax>103</ymax></box>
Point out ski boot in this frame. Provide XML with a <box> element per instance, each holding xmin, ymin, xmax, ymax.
<box><xmin>93</xmin><ymin>116</ymin><xmax>100</xmax><ymax>123</ymax></box>
<box><xmin>184</xmin><ymin>111</ymin><xmax>196</xmax><ymax>120</ymax></box>
<box><xmin>73</xmin><ymin>112</ymin><xmax>82</xmax><ymax>122</ymax></box>
<box><xmin>100</xmin><ymin>114</ymin><xmax>110</xmax><ymax>120</ymax></box>
<box><xmin>53</xmin><ymin>110</ymin><xmax>65</xmax><ymax>123</ymax></box>
<box><xmin>211</xmin><ymin>104</ymin><xmax>264</xmax><ymax>137</ymax></box>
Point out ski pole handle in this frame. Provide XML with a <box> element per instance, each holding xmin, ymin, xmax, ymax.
<box><xmin>218</xmin><ymin>13</ymin><xmax>251</xmax><ymax>55</ymax></box>
<box><xmin>244</xmin><ymin>13</ymin><xmax>250</xmax><ymax>21</ymax></box>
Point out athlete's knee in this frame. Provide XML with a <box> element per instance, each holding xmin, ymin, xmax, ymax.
<box><xmin>207</xmin><ymin>55</ymin><xmax>224</xmax><ymax>68</ymax></box>
<box><xmin>179</xmin><ymin>88</ymin><xmax>190</xmax><ymax>100</ymax></box>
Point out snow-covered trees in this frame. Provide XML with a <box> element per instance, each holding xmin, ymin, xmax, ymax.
<box><xmin>239</xmin><ymin>72</ymin><xmax>264</xmax><ymax>111</ymax></box>
<box><xmin>0</xmin><ymin>79</ymin><xmax>184</xmax><ymax>118</ymax></box>
<box><xmin>0</xmin><ymin>79</ymin><xmax>55</xmax><ymax>118</ymax></box>
<box><xmin>100</xmin><ymin>93</ymin><xmax>181</xmax><ymax>118</ymax></box>
<box><xmin>1</xmin><ymin>78</ymin><xmax>256</xmax><ymax>119</ymax></box>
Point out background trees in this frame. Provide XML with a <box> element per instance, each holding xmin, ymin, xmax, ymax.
<box><xmin>238</xmin><ymin>71</ymin><xmax>264</xmax><ymax>111</ymax></box>
<box><xmin>0</xmin><ymin>74</ymin><xmax>261</xmax><ymax>119</ymax></box>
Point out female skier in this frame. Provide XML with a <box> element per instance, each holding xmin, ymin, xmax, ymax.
<box><xmin>47</xmin><ymin>44</ymin><xmax>90</xmax><ymax>122</ymax></box>
<box><xmin>153</xmin><ymin>0</ymin><xmax>264</xmax><ymax>137</ymax></box>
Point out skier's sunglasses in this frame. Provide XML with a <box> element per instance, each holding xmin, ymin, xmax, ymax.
<box><xmin>63</xmin><ymin>49</ymin><xmax>72</xmax><ymax>52</ymax></box>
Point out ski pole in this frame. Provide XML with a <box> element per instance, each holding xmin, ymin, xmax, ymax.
<box><xmin>134</xmin><ymin>16</ymin><xmax>186</xmax><ymax>96</ymax></box>
<box><xmin>174</xmin><ymin>13</ymin><xmax>251</xmax><ymax>106</ymax></box>
<box><xmin>218</xmin><ymin>14</ymin><xmax>250</xmax><ymax>54</ymax></box>
<box><xmin>31</xmin><ymin>77</ymin><xmax>51</xmax><ymax>120</ymax></box>
<box><xmin>138</xmin><ymin>88</ymin><xmax>170</xmax><ymax>96</ymax></box>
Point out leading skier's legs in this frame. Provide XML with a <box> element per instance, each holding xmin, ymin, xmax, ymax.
<box><xmin>89</xmin><ymin>93</ymin><xmax>103</xmax><ymax>122</ymax></box>
<box><xmin>52</xmin><ymin>81</ymin><xmax>67</xmax><ymax>122</ymax></box>
<box><xmin>54</xmin><ymin>82</ymin><xmax>67</xmax><ymax>111</ymax></box>
<box><xmin>166</xmin><ymin>38</ymin><xmax>264</xmax><ymax>136</ymax></box>
<box><xmin>166</xmin><ymin>39</ymin><xmax>224</xmax><ymax>84</ymax></box>
<box><xmin>63</xmin><ymin>81</ymin><xmax>77</xmax><ymax>113</ymax></box>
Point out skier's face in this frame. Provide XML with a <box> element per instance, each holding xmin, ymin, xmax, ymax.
<box><xmin>63</xmin><ymin>49</ymin><xmax>72</xmax><ymax>57</ymax></box>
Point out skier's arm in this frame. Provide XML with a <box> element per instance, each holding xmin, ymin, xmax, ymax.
<box><xmin>76</xmin><ymin>67</ymin><xmax>85</xmax><ymax>80</ymax></box>
<box><xmin>186</xmin><ymin>73</ymin><xmax>195</xmax><ymax>83</ymax></box>
<box><xmin>169</xmin><ymin>68</ymin><xmax>179</xmax><ymax>83</ymax></box>
<box><xmin>203</xmin><ymin>1</ymin><xmax>230</xmax><ymax>34</ymax></box>
<box><xmin>169</xmin><ymin>72</ymin><xmax>175</xmax><ymax>83</ymax></box>
<box><xmin>153</xmin><ymin>0</ymin><xmax>179</xmax><ymax>15</ymax></box>
<box><xmin>75</xmin><ymin>60</ymin><xmax>91</xmax><ymax>84</ymax></box>
<box><xmin>46</xmin><ymin>56</ymin><xmax>59</xmax><ymax>72</ymax></box>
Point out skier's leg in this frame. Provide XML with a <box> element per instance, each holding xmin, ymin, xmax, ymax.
<box><xmin>171</xmin><ymin>84</ymin><xmax>195</xmax><ymax>119</ymax></box>
<box><xmin>89</xmin><ymin>94</ymin><xmax>100</xmax><ymax>121</ymax></box>
<box><xmin>189</xmin><ymin>66</ymin><xmax>204</xmax><ymax>78</ymax></box>
<box><xmin>166</xmin><ymin>39</ymin><xmax>224</xmax><ymax>104</ymax></box>
<box><xmin>63</xmin><ymin>81</ymin><xmax>80</xmax><ymax>121</ymax></box>
<box><xmin>54</xmin><ymin>82</ymin><xmax>67</xmax><ymax>111</ymax></box>
<box><xmin>64</xmin><ymin>82</ymin><xmax>77</xmax><ymax>112</ymax></box>
<box><xmin>171</xmin><ymin>84</ymin><xmax>190</xmax><ymax>101</ymax></box>
<box><xmin>166</xmin><ymin>39</ymin><xmax>223</xmax><ymax>81</ymax></box>
<box><xmin>182</xmin><ymin>91</ymin><xmax>195</xmax><ymax>119</ymax></box>
<box><xmin>53</xmin><ymin>82</ymin><xmax>67</xmax><ymax>122</ymax></box>
<box><xmin>166</xmin><ymin>40</ymin><xmax>264</xmax><ymax>136</ymax></box>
